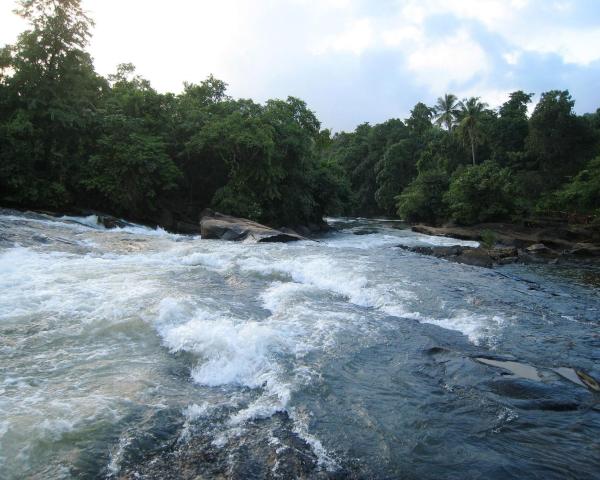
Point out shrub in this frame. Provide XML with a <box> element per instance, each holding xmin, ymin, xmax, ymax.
<box><xmin>445</xmin><ymin>161</ymin><xmax>515</xmax><ymax>225</ymax></box>
<box><xmin>396</xmin><ymin>169</ymin><xmax>449</xmax><ymax>223</ymax></box>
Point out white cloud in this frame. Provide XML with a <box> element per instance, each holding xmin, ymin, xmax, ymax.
<box><xmin>456</xmin><ymin>85</ymin><xmax>513</xmax><ymax>109</ymax></box>
<box><xmin>519</xmin><ymin>28</ymin><xmax>600</xmax><ymax>65</ymax></box>
<box><xmin>381</xmin><ymin>25</ymin><xmax>423</xmax><ymax>47</ymax></box>
<box><xmin>503</xmin><ymin>51</ymin><xmax>522</xmax><ymax>65</ymax></box>
<box><xmin>0</xmin><ymin>0</ymin><xmax>598</xmax><ymax>130</ymax></box>
<box><xmin>314</xmin><ymin>18</ymin><xmax>375</xmax><ymax>55</ymax></box>
<box><xmin>407</xmin><ymin>30</ymin><xmax>490</xmax><ymax>93</ymax></box>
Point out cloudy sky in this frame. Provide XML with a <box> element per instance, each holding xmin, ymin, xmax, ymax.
<box><xmin>1</xmin><ymin>0</ymin><xmax>600</xmax><ymax>131</ymax></box>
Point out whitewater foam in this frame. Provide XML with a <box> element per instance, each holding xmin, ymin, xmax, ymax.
<box><xmin>422</xmin><ymin>311</ymin><xmax>507</xmax><ymax>346</ymax></box>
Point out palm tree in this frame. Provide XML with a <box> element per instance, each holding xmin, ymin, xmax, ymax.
<box><xmin>457</xmin><ymin>97</ymin><xmax>488</xmax><ymax>166</ymax></box>
<box><xmin>434</xmin><ymin>93</ymin><xmax>460</xmax><ymax>131</ymax></box>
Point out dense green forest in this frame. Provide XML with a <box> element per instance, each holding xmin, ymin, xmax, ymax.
<box><xmin>1</xmin><ymin>0</ymin><xmax>599</xmax><ymax>230</ymax></box>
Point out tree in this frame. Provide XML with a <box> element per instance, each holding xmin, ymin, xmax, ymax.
<box><xmin>526</xmin><ymin>90</ymin><xmax>595</xmax><ymax>186</ymax></box>
<box><xmin>375</xmin><ymin>138</ymin><xmax>418</xmax><ymax>214</ymax></box>
<box><xmin>434</xmin><ymin>93</ymin><xmax>459</xmax><ymax>131</ymax></box>
<box><xmin>445</xmin><ymin>161</ymin><xmax>515</xmax><ymax>224</ymax></box>
<box><xmin>540</xmin><ymin>156</ymin><xmax>600</xmax><ymax>217</ymax></box>
<box><xmin>0</xmin><ymin>0</ymin><xmax>104</xmax><ymax>207</ymax></box>
<box><xmin>490</xmin><ymin>91</ymin><xmax>533</xmax><ymax>167</ymax></box>
<box><xmin>457</xmin><ymin>97</ymin><xmax>488</xmax><ymax>166</ymax></box>
<box><xmin>81</xmin><ymin>65</ymin><xmax>181</xmax><ymax>218</ymax></box>
<box><xmin>396</xmin><ymin>169</ymin><xmax>449</xmax><ymax>223</ymax></box>
<box><xmin>406</xmin><ymin>102</ymin><xmax>434</xmax><ymax>139</ymax></box>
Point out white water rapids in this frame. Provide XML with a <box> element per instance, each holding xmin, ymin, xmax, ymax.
<box><xmin>1</xmin><ymin>211</ymin><xmax>598</xmax><ymax>479</ymax></box>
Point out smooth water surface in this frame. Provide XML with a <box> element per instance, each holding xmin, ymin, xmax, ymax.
<box><xmin>1</xmin><ymin>211</ymin><xmax>599</xmax><ymax>479</ymax></box>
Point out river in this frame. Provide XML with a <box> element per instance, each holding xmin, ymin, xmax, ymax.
<box><xmin>0</xmin><ymin>210</ymin><xmax>599</xmax><ymax>479</ymax></box>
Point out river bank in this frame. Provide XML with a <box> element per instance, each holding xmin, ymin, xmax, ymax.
<box><xmin>407</xmin><ymin>220</ymin><xmax>600</xmax><ymax>266</ymax></box>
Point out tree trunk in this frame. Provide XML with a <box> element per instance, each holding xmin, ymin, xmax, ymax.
<box><xmin>470</xmin><ymin>133</ymin><xmax>476</xmax><ymax>166</ymax></box>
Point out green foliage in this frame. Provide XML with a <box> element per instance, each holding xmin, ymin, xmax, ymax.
<box><xmin>457</xmin><ymin>97</ymin><xmax>488</xmax><ymax>166</ymax></box>
<box><xmin>375</xmin><ymin>138</ymin><xmax>418</xmax><ymax>214</ymax></box>
<box><xmin>538</xmin><ymin>156</ymin><xmax>600</xmax><ymax>217</ymax></box>
<box><xmin>0</xmin><ymin>0</ymin><xmax>104</xmax><ymax>208</ymax></box>
<box><xmin>1</xmin><ymin>0</ymin><xmax>600</xmax><ymax>231</ymax></box>
<box><xmin>434</xmin><ymin>93</ymin><xmax>460</xmax><ymax>131</ymax></box>
<box><xmin>526</xmin><ymin>90</ymin><xmax>596</xmax><ymax>186</ymax></box>
<box><xmin>406</xmin><ymin>102</ymin><xmax>434</xmax><ymax>139</ymax></box>
<box><xmin>396</xmin><ymin>169</ymin><xmax>449</xmax><ymax>223</ymax></box>
<box><xmin>490</xmin><ymin>91</ymin><xmax>533</xmax><ymax>167</ymax></box>
<box><xmin>83</xmin><ymin>123</ymin><xmax>180</xmax><ymax>217</ymax></box>
<box><xmin>480</xmin><ymin>229</ymin><xmax>497</xmax><ymax>249</ymax></box>
<box><xmin>445</xmin><ymin>161</ymin><xmax>515</xmax><ymax>224</ymax></box>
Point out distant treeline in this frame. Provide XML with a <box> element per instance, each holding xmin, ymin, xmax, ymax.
<box><xmin>330</xmin><ymin>91</ymin><xmax>600</xmax><ymax>225</ymax></box>
<box><xmin>1</xmin><ymin>0</ymin><xmax>599</xmax><ymax>228</ymax></box>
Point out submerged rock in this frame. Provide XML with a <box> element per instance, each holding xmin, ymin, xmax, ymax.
<box><xmin>97</xmin><ymin>214</ymin><xmax>129</xmax><ymax>229</ymax></box>
<box><xmin>200</xmin><ymin>210</ymin><xmax>306</xmax><ymax>243</ymax></box>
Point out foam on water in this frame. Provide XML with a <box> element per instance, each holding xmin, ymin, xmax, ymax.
<box><xmin>422</xmin><ymin>311</ymin><xmax>507</xmax><ymax>346</ymax></box>
<box><xmin>59</xmin><ymin>214</ymin><xmax>106</xmax><ymax>229</ymax></box>
<box><xmin>322</xmin><ymin>233</ymin><xmax>404</xmax><ymax>249</ymax></box>
<box><xmin>240</xmin><ymin>254</ymin><xmax>421</xmax><ymax>320</ymax></box>
<box><xmin>0</xmin><ymin>211</ymin><xmax>522</xmax><ymax>477</ymax></box>
<box><xmin>156</xmin><ymin>297</ymin><xmax>288</xmax><ymax>389</ymax></box>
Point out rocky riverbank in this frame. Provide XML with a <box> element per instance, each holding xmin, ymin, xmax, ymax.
<box><xmin>405</xmin><ymin>220</ymin><xmax>600</xmax><ymax>267</ymax></box>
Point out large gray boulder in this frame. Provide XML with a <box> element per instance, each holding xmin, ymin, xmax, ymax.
<box><xmin>200</xmin><ymin>210</ymin><xmax>306</xmax><ymax>243</ymax></box>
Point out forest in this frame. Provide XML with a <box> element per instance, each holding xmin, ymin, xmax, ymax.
<box><xmin>1</xmin><ymin>0</ymin><xmax>599</xmax><ymax>230</ymax></box>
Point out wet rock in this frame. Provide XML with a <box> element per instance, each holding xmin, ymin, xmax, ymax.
<box><xmin>200</xmin><ymin>210</ymin><xmax>306</xmax><ymax>243</ymax></box>
<box><xmin>353</xmin><ymin>228</ymin><xmax>379</xmax><ymax>235</ymax></box>
<box><xmin>431</xmin><ymin>246</ymin><xmax>464</xmax><ymax>257</ymax></box>
<box><xmin>411</xmin><ymin>222</ymin><xmax>600</xmax><ymax>258</ymax></box>
<box><xmin>575</xmin><ymin>369</ymin><xmax>600</xmax><ymax>392</ymax></box>
<box><xmin>488</xmin><ymin>246</ymin><xmax>518</xmax><ymax>259</ymax></box>
<box><xmin>97</xmin><ymin>214</ymin><xmax>129</xmax><ymax>229</ymax></box>
<box><xmin>31</xmin><ymin>234</ymin><xmax>50</xmax><ymax>243</ymax></box>
<box><xmin>475</xmin><ymin>357</ymin><xmax>542</xmax><ymax>381</ymax></box>
<box><xmin>497</xmin><ymin>256</ymin><xmax>519</xmax><ymax>265</ymax></box>
<box><xmin>398</xmin><ymin>245</ymin><xmax>494</xmax><ymax>267</ymax></box>
<box><xmin>455</xmin><ymin>249</ymin><xmax>493</xmax><ymax>268</ymax></box>
<box><xmin>525</xmin><ymin>243</ymin><xmax>559</xmax><ymax>257</ymax></box>
<box><xmin>291</xmin><ymin>224</ymin><xmax>312</xmax><ymax>237</ymax></box>
<box><xmin>569</xmin><ymin>243</ymin><xmax>600</xmax><ymax>257</ymax></box>
<box><xmin>516</xmin><ymin>250</ymin><xmax>549</xmax><ymax>264</ymax></box>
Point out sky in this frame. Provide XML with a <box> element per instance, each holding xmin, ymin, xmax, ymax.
<box><xmin>1</xmin><ymin>0</ymin><xmax>600</xmax><ymax>131</ymax></box>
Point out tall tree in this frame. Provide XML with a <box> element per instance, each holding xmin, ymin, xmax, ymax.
<box><xmin>434</xmin><ymin>93</ymin><xmax>459</xmax><ymax>131</ymax></box>
<box><xmin>457</xmin><ymin>97</ymin><xmax>488</xmax><ymax>166</ymax></box>
<box><xmin>0</xmin><ymin>0</ymin><xmax>104</xmax><ymax>207</ymax></box>
<box><xmin>526</xmin><ymin>90</ymin><xmax>595</xmax><ymax>184</ymax></box>
<box><xmin>406</xmin><ymin>102</ymin><xmax>434</xmax><ymax>139</ymax></box>
<box><xmin>491</xmin><ymin>90</ymin><xmax>533</xmax><ymax>166</ymax></box>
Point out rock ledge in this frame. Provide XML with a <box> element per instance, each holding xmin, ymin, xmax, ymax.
<box><xmin>200</xmin><ymin>210</ymin><xmax>306</xmax><ymax>243</ymax></box>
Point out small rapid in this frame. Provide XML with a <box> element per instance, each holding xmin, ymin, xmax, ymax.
<box><xmin>1</xmin><ymin>210</ymin><xmax>599</xmax><ymax>479</ymax></box>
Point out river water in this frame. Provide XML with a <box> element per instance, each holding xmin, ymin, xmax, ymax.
<box><xmin>1</xmin><ymin>210</ymin><xmax>599</xmax><ymax>479</ymax></box>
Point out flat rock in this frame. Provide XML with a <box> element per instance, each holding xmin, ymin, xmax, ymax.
<box><xmin>411</xmin><ymin>222</ymin><xmax>600</xmax><ymax>257</ymax></box>
<box><xmin>200</xmin><ymin>210</ymin><xmax>306</xmax><ymax>243</ymax></box>
<box><xmin>455</xmin><ymin>248</ymin><xmax>494</xmax><ymax>268</ymax></box>
<box><xmin>398</xmin><ymin>244</ymin><xmax>495</xmax><ymax>267</ymax></box>
<box><xmin>526</xmin><ymin>243</ymin><xmax>559</xmax><ymax>257</ymax></box>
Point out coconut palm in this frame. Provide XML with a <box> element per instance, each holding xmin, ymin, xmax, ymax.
<box><xmin>457</xmin><ymin>97</ymin><xmax>488</xmax><ymax>166</ymax></box>
<box><xmin>434</xmin><ymin>93</ymin><xmax>460</xmax><ymax>131</ymax></box>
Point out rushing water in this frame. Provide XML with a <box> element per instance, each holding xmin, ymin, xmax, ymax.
<box><xmin>1</xmin><ymin>210</ymin><xmax>599</xmax><ymax>479</ymax></box>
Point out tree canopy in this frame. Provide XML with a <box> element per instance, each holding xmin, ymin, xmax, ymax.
<box><xmin>1</xmin><ymin>0</ymin><xmax>599</xmax><ymax>229</ymax></box>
